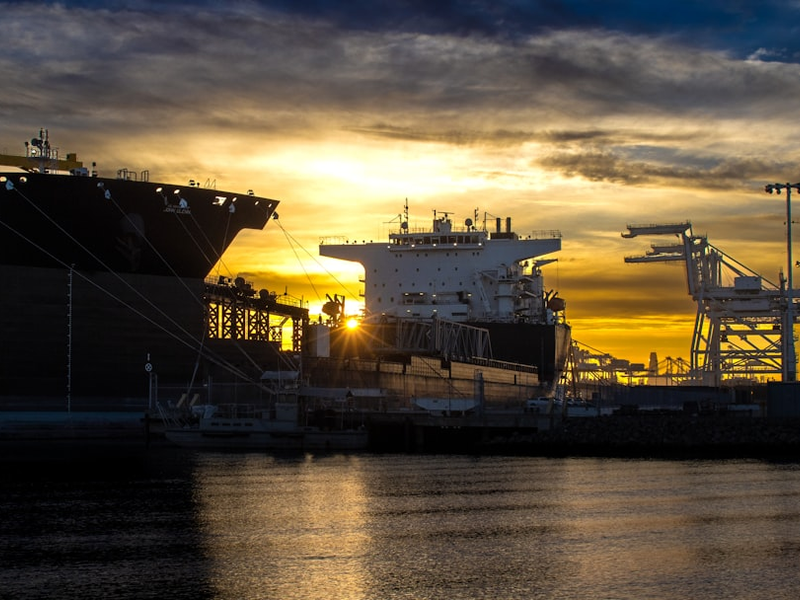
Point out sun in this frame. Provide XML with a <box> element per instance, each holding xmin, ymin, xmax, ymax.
<box><xmin>345</xmin><ymin>317</ymin><xmax>359</xmax><ymax>330</ymax></box>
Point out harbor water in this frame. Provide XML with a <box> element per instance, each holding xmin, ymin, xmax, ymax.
<box><xmin>2</xmin><ymin>446</ymin><xmax>800</xmax><ymax>599</ymax></box>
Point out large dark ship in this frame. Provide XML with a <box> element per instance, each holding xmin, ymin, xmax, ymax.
<box><xmin>307</xmin><ymin>203</ymin><xmax>572</xmax><ymax>408</ymax></box>
<box><xmin>0</xmin><ymin>130</ymin><xmax>281</xmax><ymax>409</ymax></box>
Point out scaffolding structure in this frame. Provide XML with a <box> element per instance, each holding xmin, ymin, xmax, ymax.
<box><xmin>203</xmin><ymin>276</ymin><xmax>308</xmax><ymax>352</ymax></box>
<box><xmin>622</xmin><ymin>222</ymin><xmax>790</xmax><ymax>385</ymax></box>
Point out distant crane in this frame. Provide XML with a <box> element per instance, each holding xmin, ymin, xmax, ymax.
<box><xmin>567</xmin><ymin>340</ymin><xmax>648</xmax><ymax>386</ymax></box>
<box><xmin>622</xmin><ymin>222</ymin><xmax>790</xmax><ymax>385</ymax></box>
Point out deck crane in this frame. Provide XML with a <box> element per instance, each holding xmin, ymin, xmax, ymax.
<box><xmin>622</xmin><ymin>222</ymin><xmax>791</xmax><ymax>386</ymax></box>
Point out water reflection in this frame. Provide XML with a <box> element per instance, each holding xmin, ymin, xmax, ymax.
<box><xmin>544</xmin><ymin>459</ymin><xmax>800</xmax><ymax>599</ymax></box>
<box><xmin>185</xmin><ymin>454</ymin><xmax>800</xmax><ymax>599</ymax></box>
<box><xmin>4</xmin><ymin>450</ymin><xmax>800</xmax><ymax>599</ymax></box>
<box><xmin>192</xmin><ymin>453</ymin><xmax>370</xmax><ymax>600</ymax></box>
<box><xmin>190</xmin><ymin>455</ymin><xmax>583</xmax><ymax>599</ymax></box>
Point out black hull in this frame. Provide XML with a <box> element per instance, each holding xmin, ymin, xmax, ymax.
<box><xmin>1</xmin><ymin>168</ymin><xmax>281</xmax><ymax>409</ymax></box>
<box><xmin>325</xmin><ymin>319</ymin><xmax>571</xmax><ymax>387</ymax></box>
<box><xmin>302</xmin><ymin>354</ymin><xmax>541</xmax><ymax>407</ymax></box>
<box><xmin>1</xmin><ymin>171</ymin><xmax>277</xmax><ymax>278</ymax></box>
<box><xmin>0</xmin><ymin>266</ymin><xmax>284</xmax><ymax>410</ymax></box>
<box><xmin>472</xmin><ymin>321</ymin><xmax>572</xmax><ymax>385</ymax></box>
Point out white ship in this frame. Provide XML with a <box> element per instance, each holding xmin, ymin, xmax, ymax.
<box><xmin>303</xmin><ymin>205</ymin><xmax>571</xmax><ymax>408</ymax></box>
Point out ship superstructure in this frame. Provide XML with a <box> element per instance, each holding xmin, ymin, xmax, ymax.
<box><xmin>310</xmin><ymin>205</ymin><xmax>571</xmax><ymax>404</ymax></box>
<box><xmin>323</xmin><ymin>208</ymin><xmax>563</xmax><ymax>325</ymax></box>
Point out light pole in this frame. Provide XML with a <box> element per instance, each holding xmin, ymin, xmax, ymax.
<box><xmin>765</xmin><ymin>182</ymin><xmax>800</xmax><ymax>382</ymax></box>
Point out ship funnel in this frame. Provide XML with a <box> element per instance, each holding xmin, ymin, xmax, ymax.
<box><xmin>506</xmin><ymin>217</ymin><xmax>511</xmax><ymax>233</ymax></box>
<box><xmin>496</xmin><ymin>217</ymin><xmax>501</xmax><ymax>232</ymax></box>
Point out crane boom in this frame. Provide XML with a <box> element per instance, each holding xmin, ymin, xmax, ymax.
<box><xmin>623</xmin><ymin>220</ymin><xmax>790</xmax><ymax>384</ymax></box>
<box><xmin>621</xmin><ymin>222</ymin><xmax>691</xmax><ymax>238</ymax></box>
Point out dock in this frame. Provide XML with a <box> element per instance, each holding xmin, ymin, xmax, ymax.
<box><xmin>366</xmin><ymin>410</ymin><xmax>553</xmax><ymax>453</ymax></box>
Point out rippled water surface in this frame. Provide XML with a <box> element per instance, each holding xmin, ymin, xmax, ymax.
<box><xmin>2</xmin><ymin>447</ymin><xmax>800</xmax><ymax>599</ymax></box>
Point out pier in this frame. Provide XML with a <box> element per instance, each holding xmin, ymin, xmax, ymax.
<box><xmin>366</xmin><ymin>410</ymin><xmax>553</xmax><ymax>453</ymax></box>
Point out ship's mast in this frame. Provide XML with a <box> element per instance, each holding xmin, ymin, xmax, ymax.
<box><xmin>5</xmin><ymin>129</ymin><xmax>84</xmax><ymax>173</ymax></box>
<box><xmin>25</xmin><ymin>129</ymin><xmax>53</xmax><ymax>172</ymax></box>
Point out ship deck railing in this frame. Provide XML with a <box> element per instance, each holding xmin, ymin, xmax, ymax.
<box><xmin>319</xmin><ymin>229</ymin><xmax>561</xmax><ymax>246</ymax></box>
<box><xmin>306</xmin><ymin>354</ymin><xmax>538</xmax><ymax>376</ymax></box>
<box><xmin>462</xmin><ymin>356</ymin><xmax>538</xmax><ymax>374</ymax></box>
<box><xmin>204</xmin><ymin>276</ymin><xmax>307</xmax><ymax>310</ymax></box>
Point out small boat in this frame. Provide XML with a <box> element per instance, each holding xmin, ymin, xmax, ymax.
<box><xmin>524</xmin><ymin>397</ymin><xmax>557</xmax><ymax>414</ymax></box>
<box><xmin>414</xmin><ymin>397</ymin><xmax>481</xmax><ymax>415</ymax></box>
<box><xmin>162</xmin><ymin>396</ymin><xmax>369</xmax><ymax>452</ymax></box>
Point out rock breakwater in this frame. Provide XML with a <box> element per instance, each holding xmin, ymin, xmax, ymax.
<box><xmin>484</xmin><ymin>415</ymin><xmax>800</xmax><ymax>458</ymax></box>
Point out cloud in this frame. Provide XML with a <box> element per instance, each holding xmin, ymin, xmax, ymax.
<box><xmin>4</xmin><ymin>3</ymin><xmax>800</xmax><ymax>143</ymax></box>
<box><xmin>4</xmin><ymin>0</ymin><xmax>800</xmax><ymax>366</ymax></box>
<box><xmin>538</xmin><ymin>149</ymin><xmax>797</xmax><ymax>190</ymax></box>
<box><xmin>344</xmin><ymin>124</ymin><xmax>538</xmax><ymax>146</ymax></box>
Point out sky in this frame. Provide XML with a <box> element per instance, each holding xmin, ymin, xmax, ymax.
<box><xmin>3</xmin><ymin>0</ymin><xmax>800</xmax><ymax>368</ymax></box>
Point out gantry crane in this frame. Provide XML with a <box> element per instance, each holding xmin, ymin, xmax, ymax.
<box><xmin>622</xmin><ymin>222</ymin><xmax>790</xmax><ymax>386</ymax></box>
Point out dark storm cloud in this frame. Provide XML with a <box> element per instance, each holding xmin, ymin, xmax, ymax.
<box><xmin>2</xmin><ymin>2</ymin><xmax>797</xmax><ymax>122</ymax></box>
<box><xmin>344</xmin><ymin>124</ymin><xmax>538</xmax><ymax>146</ymax></box>
<box><xmin>23</xmin><ymin>0</ymin><xmax>800</xmax><ymax>56</ymax></box>
<box><xmin>270</xmin><ymin>0</ymin><xmax>800</xmax><ymax>65</ymax></box>
<box><xmin>538</xmin><ymin>150</ymin><xmax>798</xmax><ymax>190</ymax></box>
<box><xmin>4</xmin><ymin>1</ymin><xmax>800</xmax><ymax>188</ymax></box>
<box><xmin>185</xmin><ymin>0</ymin><xmax>800</xmax><ymax>63</ymax></box>
<box><xmin>345</xmin><ymin>125</ymin><xmax>696</xmax><ymax>149</ymax></box>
